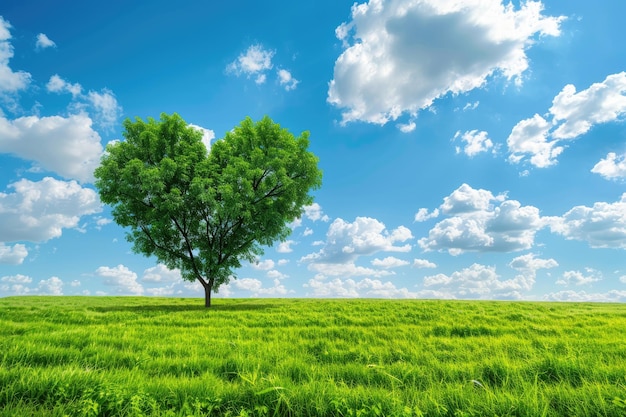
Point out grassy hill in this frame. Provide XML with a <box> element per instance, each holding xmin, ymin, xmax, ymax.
<box><xmin>1</xmin><ymin>296</ymin><xmax>625</xmax><ymax>416</ymax></box>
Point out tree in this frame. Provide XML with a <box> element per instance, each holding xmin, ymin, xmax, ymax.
<box><xmin>95</xmin><ymin>113</ymin><xmax>322</xmax><ymax>307</ymax></box>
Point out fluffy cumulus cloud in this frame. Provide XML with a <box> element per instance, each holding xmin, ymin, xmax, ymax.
<box><xmin>276</xmin><ymin>240</ymin><xmax>295</xmax><ymax>253</ymax></box>
<box><xmin>454</xmin><ymin>130</ymin><xmax>494</xmax><ymax>157</ymax></box>
<box><xmin>549</xmin><ymin>193</ymin><xmax>626</xmax><ymax>249</ymax></box>
<box><xmin>1</xmin><ymin>275</ymin><xmax>65</xmax><ymax>296</ymax></box>
<box><xmin>47</xmin><ymin>74</ymin><xmax>82</xmax><ymax>97</ymax></box>
<box><xmin>303</xmin><ymin>203</ymin><xmax>330</xmax><ymax>222</ymax></box>
<box><xmin>591</xmin><ymin>152</ymin><xmax>626</xmax><ymax>181</ymax></box>
<box><xmin>0</xmin><ymin>17</ymin><xmax>32</xmax><ymax>95</ymax></box>
<box><xmin>290</xmin><ymin>203</ymin><xmax>330</xmax><ymax>229</ymax></box>
<box><xmin>0</xmin><ymin>113</ymin><xmax>104</xmax><ymax>182</ymax></box>
<box><xmin>556</xmin><ymin>269</ymin><xmax>602</xmax><ymax>286</ymax></box>
<box><xmin>301</xmin><ymin>217</ymin><xmax>412</xmax><ymax>280</ymax></box>
<box><xmin>252</xmin><ymin>259</ymin><xmax>275</xmax><ymax>271</ymax></box>
<box><xmin>328</xmin><ymin>0</ymin><xmax>564</xmax><ymax>127</ymax></box>
<box><xmin>544</xmin><ymin>290</ymin><xmax>626</xmax><ymax>302</ymax></box>
<box><xmin>0</xmin><ymin>177</ymin><xmax>101</xmax><ymax>242</ymax></box>
<box><xmin>508</xmin><ymin>72</ymin><xmax>626</xmax><ymax>168</ymax></box>
<box><xmin>306</xmin><ymin>262</ymin><xmax>394</xmax><ymax>279</ymax></box>
<box><xmin>188</xmin><ymin>124</ymin><xmax>215</xmax><ymax>151</ymax></box>
<box><xmin>37</xmin><ymin>276</ymin><xmax>64</xmax><ymax>295</ymax></box>
<box><xmin>96</xmin><ymin>265</ymin><xmax>144</xmax><ymax>295</ymax></box>
<box><xmin>0</xmin><ymin>242</ymin><xmax>28</xmax><ymax>264</ymax></box>
<box><xmin>508</xmin><ymin>252</ymin><xmax>558</xmax><ymax>290</ymax></box>
<box><xmin>371</xmin><ymin>256</ymin><xmax>409</xmax><ymax>268</ymax></box>
<box><xmin>419</xmin><ymin>184</ymin><xmax>546</xmax><ymax>254</ymax></box>
<box><xmin>36</xmin><ymin>33</ymin><xmax>56</xmax><ymax>49</ymax></box>
<box><xmin>46</xmin><ymin>75</ymin><xmax>122</xmax><ymax>131</ymax></box>
<box><xmin>227</xmin><ymin>44</ymin><xmax>274</xmax><ymax>84</ymax></box>
<box><xmin>305</xmin><ymin>277</ymin><xmax>418</xmax><ymax>298</ymax></box>
<box><xmin>86</xmin><ymin>89</ymin><xmax>122</xmax><ymax>130</ymax></box>
<box><xmin>422</xmin><ymin>260</ymin><xmax>552</xmax><ymax>299</ymax></box>
<box><xmin>0</xmin><ymin>274</ymin><xmax>32</xmax><ymax>295</ymax></box>
<box><xmin>302</xmin><ymin>217</ymin><xmax>412</xmax><ymax>264</ymax></box>
<box><xmin>414</xmin><ymin>208</ymin><xmax>439</xmax><ymax>222</ymax></box>
<box><xmin>142</xmin><ymin>264</ymin><xmax>182</xmax><ymax>283</ymax></box>
<box><xmin>277</xmin><ymin>69</ymin><xmax>299</xmax><ymax>91</ymax></box>
<box><xmin>234</xmin><ymin>278</ymin><xmax>289</xmax><ymax>296</ymax></box>
<box><xmin>413</xmin><ymin>258</ymin><xmax>437</xmax><ymax>269</ymax></box>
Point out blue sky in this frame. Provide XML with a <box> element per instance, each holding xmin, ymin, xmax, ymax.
<box><xmin>1</xmin><ymin>0</ymin><xmax>625</xmax><ymax>301</ymax></box>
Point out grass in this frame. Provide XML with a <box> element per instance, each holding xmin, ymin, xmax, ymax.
<box><xmin>0</xmin><ymin>296</ymin><xmax>625</xmax><ymax>416</ymax></box>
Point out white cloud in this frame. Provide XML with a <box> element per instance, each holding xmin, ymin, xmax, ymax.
<box><xmin>291</xmin><ymin>203</ymin><xmax>330</xmax><ymax>230</ymax></box>
<box><xmin>227</xmin><ymin>44</ymin><xmax>274</xmax><ymax>83</ymax></box>
<box><xmin>454</xmin><ymin>130</ymin><xmax>494</xmax><ymax>157</ymax></box>
<box><xmin>550</xmin><ymin>73</ymin><xmax>626</xmax><ymax>139</ymax></box>
<box><xmin>276</xmin><ymin>240</ymin><xmax>295</xmax><ymax>253</ymax></box>
<box><xmin>0</xmin><ymin>113</ymin><xmax>104</xmax><ymax>182</ymax></box>
<box><xmin>414</xmin><ymin>208</ymin><xmax>439</xmax><ymax>222</ymax></box>
<box><xmin>303</xmin><ymin>203</ymin><xmax>330</xmax><ymax>222</ymax></box>
<box><xmin>267</xmin><ymin>269</ymin><xmax>288</xmax><ymax>280</ymax></box>
<box><xmin>507</xmin><ymin>113</ymin><xmax>562</xmax><ymax>167</ymax></box>
<box><xmin>440</xmin><ymin>183</ymin><xmax>503</xmax><ymax>215</ymax></box>
<box><xmin>544</xmin><ymin>290</ymin><xmax>626</xmax><ymax>302</ymax></box>
<box><xmin>0</xmin><ymin>177</ymin><xmax>101</xmax><ymax>242</ymax></box>
<box><xmin>556</xmin><ymin>269</ymin><xmax>601</xmax><ymax>286</ymax></box>
<box><xmin>234</xmin><ymin>278</ymin><xmax>289</xmax><ymax>296</ymax></box>
<box><xmin>549</xmin><ymin>193</ymin><xmax>626</xmax><ymax>249</ymax></box>
<box><xmin>3</xmin><ymin>276</ymin><xmax>67</xmax><ymax>296</ymax></box>
<box><xmin>86</xmin><ymin>89</ymin><xmax>122</xmax><ymax>130</ymax></box>
<box><xmin>305</xmin><ymin>277</ymin><xmax>418</xmax><ymax>298</ymax></box>
<box><xmin>509</xmin><ymin>252</ymin><xmax>558</xmax><ymax>272</ymax></box>
<box><xmin>189</xmin><ymin>124</ymin><xmax>215</xmax><ymax>151</ymax></box>
<box><xmin>0</xmin><ymin>242</ymin><xmax>28</xmax><ymax>264</ymax></box>
<box><xmin>95</xmin><ymin>218</ymin><xmax>112</xmax><ymax>228</ymax></box>
<box><xmin>46</xmin><ymin>74</ymin><xmax>82</xmax><ymax>97</ymax></box>
<box><xmin>45</xmin><ymin>74</ymin><xmax>122</xmax><ymax>131</ymax></box>
<box><xmin>36</xmin><ymin>276</ymin><xmax>63</xmax><ymax>295</ymax></box>
<box><xmin>96</xmin><ymin>265</ymin><xmax>144</xmax><ymax>295</ymax></box>
<box><xmin>413</xmin><ymin>258</ymin><xmax>437</xmax><ymax>269</ymax></box>
<box><xmin>252</xmin><ymin>259</ymin><xmax>275</xmax><ymax>271</ymax></box>
<box><xmin>328</xmin><ymin>0</ymin><xmax>564</xmax><ymax>127</ymax></box>
<box><xmin>620</xmin><ymin>275</ymin><xmax>626</xmax><ymax>284</ymax></box>
<box><xmin>508</xmin><ymin>72</ymin><xmax>626</xmax><ymax>168</ymax></box>
<box><xmin>35</xmin><ymin>33</ymin><xmax>56</xmax><ymax>49</ymax></box>
<box><xmin>0</xmin><ymin>17</ymin><xmax>32</xmax><ymax>94</ymax></box>
<box><xmin>423</xmin><ymin>263</ymin><xmax>530</xmax><ymax>299</ymax></box>
<box><xmin>508</xmin><ymin>252</ymin><xmax>558</xmax><ymax>290</ymax></box>
<box><xmin>303</xmin><ymin>228</ymin><xmax>313</xmax><ymax>237</ymax></box>
<box><xmin>308</xmin><ymin>262</ymin><xmax>394</xmax><ymax>279</ymax></box>
<box><xmin>301</xmin><ymin>217</ymin><xmax>412</xmax><ymax>264</ymax></box>
<box><xmin>0</xmin><ymin>274</ymin><xmax>33</xmax><ymax>295</ymax></box>
<box><xmin>277</xmin><ymin>69</ymin><xmax>299</xmax><ymax>91</ymax></box>
<box><xmin>146</xmin><ymin>284</ymin><xmax>176</xmax><ymax>296</ymax></box>
<box><xmin>70</xmin><ymin>280</ymin><xmax>80</xmax><ymax>287</ymax></box>
<box><xmin>397</xmin><ymin>120</ymin><xmax>416</xmax><ymax>133</ymax></box>
<box><xmin>419</xmin><ymin>184</ymin><xmax>545</xmax><ymax>255</ymax></box>
<box><xmin>591</xmin><ymin>152</ymin><xmax>626</xmax><ymax>180</ymax></box>
<box><xmin>371</xmin><ymin>256</ymin><xmax>409</xmax><ymax>268</ymax></box>
<box><xmin>1</xmin><ymin>274</ymin><xmax>32</xmax><ymax>284</ymax></box>
<box><xmin>462</xmin><ymin>101</ymin><xmax>480</xmax><ymax>111</ymax></box>
<box><xmin>142</xmin><ymin>264</ymin><xmax>182</xmax><ymax>283</ymax></box>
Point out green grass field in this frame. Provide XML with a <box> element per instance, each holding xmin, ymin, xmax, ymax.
<box><xmin>1</xmin><ymin>297</ymin><xmax>625</xmax><ymax>416</ymax></box>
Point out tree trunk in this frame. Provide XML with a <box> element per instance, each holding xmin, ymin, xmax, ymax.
<box><xmin>204</xmin><ymin>285</ymin><xmax>212</xmax><ymax>308</ymax></box>
<box><xmin>197</xmin><ymin>276</ymin><xmax>213</xmax><ymax>308</ymax></box>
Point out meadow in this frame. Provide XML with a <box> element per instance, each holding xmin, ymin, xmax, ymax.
<box><xmin>0</xmin><ymin>296</ymin><xmax>625</xmax><ymax>416</ymax></box>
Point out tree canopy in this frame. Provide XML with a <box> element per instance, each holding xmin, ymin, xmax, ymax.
<box><xmin>95</xmin><ymin>113</ymin><xmax>322</xmax><ymax>306</ymax></box>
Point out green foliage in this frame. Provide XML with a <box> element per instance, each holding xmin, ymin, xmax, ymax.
<box><xmin>94</xmin><ymin>114</ymin><xmax>322</xmax><ymax>304</ymax></box>
<box><xmin>1</xmin><ymin>297</ymin><xmax>626</xmax><ymax>416</ymax></box>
